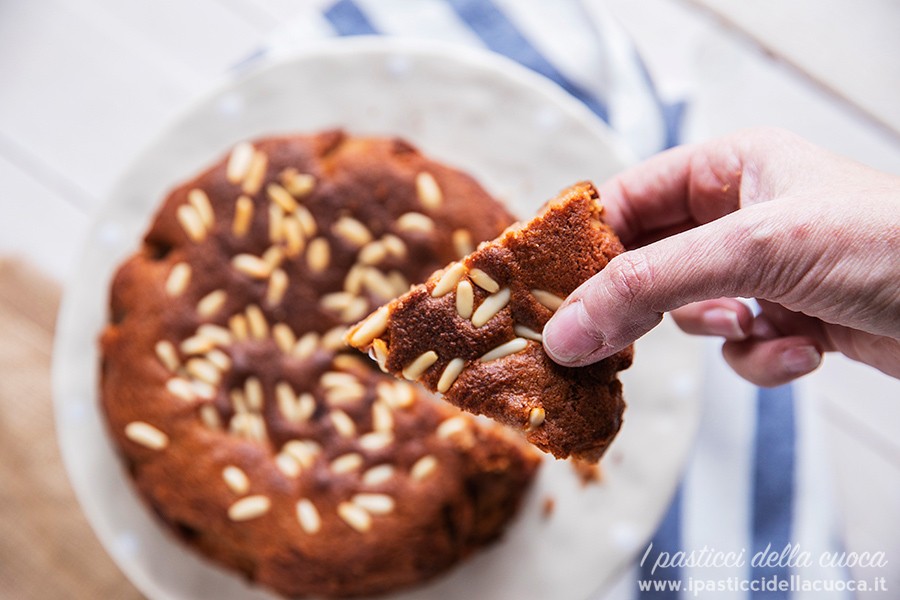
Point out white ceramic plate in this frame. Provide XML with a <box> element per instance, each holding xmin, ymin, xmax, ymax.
<box><xmin>53</xmin><ymin>38</ymin><xmax>701</xmax><ymax>600</ymax></box>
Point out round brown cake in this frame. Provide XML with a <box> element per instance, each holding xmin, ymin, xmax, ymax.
<box><xmin>100</xmin><ymin>131</ymin><xmax>540</xmax><ymax>598</ymax></box>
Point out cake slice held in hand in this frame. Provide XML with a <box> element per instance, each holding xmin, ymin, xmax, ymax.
<box><xmin>347</xmin><ymin>182</ymin><xmax>633</xmax><ymax>462</ymax></box>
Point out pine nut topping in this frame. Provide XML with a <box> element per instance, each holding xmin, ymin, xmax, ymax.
<box><xmin>232</xmin><ymin>254</ymin><xmax>270</xmax><ymax>279</ymax></box>
<box><xmin>200</xmin><ymin>404</ymin><xmax>221</xmax><ymax>429</ymax></box>
<box><xmin>452</xmin><ymin>229</ymin><xmax>474</xmax><ymax>258</ymax></box>
<box><xmin>186</xmin><ymin>358</ymin><xmax>221</xmax><ymax>385</ymax></box>
<box><xmin>245</xmin><ymin>304</ymin><xmax>268</xmax><ymax>339</ymax></box>
<box><xmin>356</xmin><ymin>240</ymin><xmax>384</xmax><ymax>265</ymax></box>
<box><xmin>333</xmin><ymin>217</ymin><xmax>373</xmax><ymax>247</ymax></box>
<box><xmin>231</xmin><ymin>389</ymin><xmax>248</xmax><ymax>414</ymax></box>
<box><xmin>232</xmin><ymin>195</ymin><xmax>254</xmax><ymax>237</ymax></box>
<box><xmin>381</xmin><ymin>234</ymin><xmax>407</xmax><ymax>258</ymax></box>
<box><xmin>165</xmin><ymin>263</ymin><xmax>191</xmax><ymax>296</ymax></box>
<box><xmin>468</xmin><ymin>269</ymin><xmax>500</xmax><ymax>293</ymax></box>
<box><xmin>154</xmin><ymin>340</ymin><xmax>180</xmax><ymax>372</ymax></box>
<box><xmin>337</xmin><ymin>501</ymin><xmax>372</xmax><ymax>532</ymax></box>
<box><xmin>416</xmin><ymin>172</ymin><xmax>443</xmax><ymax>210</ymax></box>
<box><xmin>197</xmin><ymin>289</ymin><xmax>227</xmax><ymax>317</ymax></box>
<box><xmin>436</xmin><ymin>416</ymin><xmax>468</xmax><ymax>439</ymax></box>
<box><xmin>531</xmin><ymin>289</ymin><xmax>565</xmax><ymax>311</ymax></box>
<box><xmin>514</xmin><ymin>324</ymin><xmax>543</xmax><ymax>342</ymax></box>
<box><xmin>362</xmin><ymin>465</ymin><xmax>395</xmax><ymax>486</ymax></box>
<box><xmin>281</xmin><ymin>168</ymin><xmax>316</xmax><ymax>198</ymax></box>
<box><xmin>324</xmin><ymin>382</ymin><xmax>366</xmax><ymax>407</ymax></box>
<box><xmin>455</xmin><ymin>280</ymin><xmax>474</xmax><ymax>319</ymax></box>
<box><xmin>471</xmin><ymin>288</ymin><xmax>511</xmax><ymax>327</ymax></box>
<box><xmin>263</xmin><ymin>245</ymin><xmax>284</xmax><ymax>271</ymax></box>
<box><xmin>228</xmin><ymin>495</ymin><xmax>270</xmax><ymax>521</ymax></box>
<box><xmin>306</xmin><ymin>238</ymin><xmax>330</xmax><ymax>273</ymax></box>
<box><xmin>371</xmin><ymin>400</ymin><xmax>393</xmax><ymax>432</ymax></box>
<box><xmin>528</xmin><ymin>406</ymin><xmax>546</xmax><ymax>429</ymax></box>
<box><xmin>180</xmin><ymin>335</ymin><xmax>213</xmax><ymax>355</ymax></box>
<box><xmin>198</xmin><ymin>324</ymin><xmax>233</xmax><ymax>347</ymax></box>
<box><xmin>230</xmin><ymin>413</ymin><xmax>267</xmax><ymax>443</ymax></box>
<box><xmin>188</xmin><ymin>189</ymin><xmax>215</xmax><ymax>229</ymax></box>
<box><xmin>388</xmin><ymin>270</ymin><xmax>410</xmax><ymax>296</ymax></box>
<box><xmin>361</xmin><ymin>268</ymin><xmax>396</xmax><ymax>301</ymax></box>
<box><xmin>222</xmin><ymin>465</ymin><xmax>249</xmax><ymax>494</ymax></box>
<box><xmin>293</xmin><ymin>332</ymin><xmax>320</xmax><ymax>360</ymax></box>
<box><xmin>275</xmin><ymin>452</ymin><xmax>301</xmax><ymax>477</ymax></box>
<box><xmin>192</xmin><ymin>380</ymin><xmax>217</xmax><ymax>400</ymax></box>
<box><xmin>321</xmin><ymin>372</ymin><xmax>359</xmax><ymax>388</ymax></box>
<box><xmin>283</xmin><ymin>440</ymin><xmax>321</xmax><ymax>468</ymax></box>
<box><xmin>320</xmin><ymin>292</ymin><xmax>355</xmax><ymax>313</ymax></box>
<box><xmin>295</xmin><ymin>205</ymin><xmax>317</xmax><ymax>237</ymax></box>
<box><xmin>331</xmin><ymin>453</ymin><xmax>363</xmax><ymax>474</ymax></box>
<box><xmin>402</xmin><ymin>351</ymin><xmax>438</xmax><ymax>380</ymax></box>
<box><xmin>124</xmin><ymin>421</ymin><xmax>168</xmax><ymax>450</ymax></box>
<box><xmin>177</xmin><ymin>205</ymin><xmax>206</xmax><ymax>242</ymax></box>
<box><xmin>341</xmin><ymin>297</ymin><xmax>369</xmax><ymax>323</ymax></box>
<box><xmin>246</xmin><ymin>418</ymin><xmax>267</xmax><ymax>448</ymax></box>
<box><xmin>397</xmin><ymin>212</ymin><xmax>435</xmax><ymax>233</ymax></box>
<box><xmin>321</xmin><ymin>326</ymin><xmax>348</xmax><ymax>351</ymax></box>
<box><xmin>269</xmin><ymin>203</ymin><xmax>284</xmax><ymax>244</ymax></box>
<box><xmin>343</xmin><ymin>264</ymin><xmax>366</xmax><ymax>295</ymax></box>
<box><xmin>359</xmin><ymin>432</ymin><xmax>393</xmax><ymax>451</ymax></box>
<box><xmin>377</xmin><ymin>381</ymin><xmax>415</xmax><ymax>409</ymax></box>
<box><xmin>166</xmin><ymin>378</ymin><xmax>196</xmax><ymax>402</ymax></box>
<box><xmin>296</xmin><ymin>499</ymin><xmax>321</xmax><ymax>534</ymax></box>
<box><xmin>431</xmin><ymin>262</ymin><xmax>467</xmax><ymax>297</ymax></box>
<box><xmin>330</xmin><ymin>410</ymin><xmax>356</xmax><ymax>437</ymax></box>
<box><xmin>282</xmin><ymin>216</ymin><xmax>306</xmax><ymax>256</ymax></box>
<box><xmin>370</xmin><ymin>338</ymin><xmax>389</xmax><ymax>372</ymax></box>
<box><xmin>410</xmin><ymin>455</ymin><xmax>438</xmax><ymax>480</ymax></box>
<box><xmin>332</xmin><ymin>354</ymin><xmax>369</xmax><ymax>371</ymax></box>
<box><xmin>267</xmin><ymin>183</ymin><xmax>298</xmax><ymax>213</ymax></box>
<box><xmin>353</xmin><ymin>493</ymin><xmax>395</xmax><ymax>515</ymax></box>
<box><xmin>275</xmin><ymin>382</ymin><xmax>297</xmax><ymax>418</ymax></box>
<box><xmin>437</xmin><ymin>358</ymin><xmax>466</xmax><ymax>393</ymax></box>
<box><xmin>296</xmin><ymin>393</ymin><xmax>316</xmax><ymax>422</ymax></box>
<box><xmin>347</xmin><ymin>306</ymin><xmax>389</xmax><ymax>346</ymax></box>
<box><xmin>206</xmin><ymin>349</ymin><xmax>231</xmax><ymax>371</ymax></box>
<box><xmin>481</xmin><ymin>337</ymin><xmax>529</xmax><ymax>362</ymax></box>
<box><xmin>244</xmin><ymin>377</ymin><xmax>264</xmax><ymax>411</ymax></box>
<box><xmin>242</xmin><ymin>150</ymin><xmax>268</xmax><ymax>195</ymax></box>
<box><xmin>228</xmin><ymin>314</ymin><xmax>249</xmax><ymax>341</ymax></box>
<box><xmin>279</xmin><ymin>385</ymin><xmax>316</xmax><ymax>424</ymax></box>
<box><xmin>227</xmin><ymin>142</ymin><xmax>254</xmax><ymax>184</ymax></box>
<box><xmin>266</xmin><ymin>268</ymin><xmax>288</xmax><ymax>306</ymax></box>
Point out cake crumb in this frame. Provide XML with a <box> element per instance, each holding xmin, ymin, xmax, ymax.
<box><xmin>541</xmin><ymin>496</ymin><xmax>556</xmax><ymax>518</ymax></box>
<box><xmin>571</xmin><ymin>459</ymin><xmax>603</xmax><ymax>486</ymax></box>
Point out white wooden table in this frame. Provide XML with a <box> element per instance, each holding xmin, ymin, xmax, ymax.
<box><xmin>2</xmin><ymin>0</ymin><xmax>897</xmax><ymax>597</ymax></box>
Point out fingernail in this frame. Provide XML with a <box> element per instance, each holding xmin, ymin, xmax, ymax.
<box><xmin>781</xmin><ymin>345</ymin><xmax>822</xmax><ymax>375</ymax></box>
<box><xmin>701</xmin><ymin>308</ymin><xmax>746</xmax><ymax>340</ymax></box>
<box><xmin>543</xmin><ymin>301</ymin><xmax>606</xmax><ymax>364</ymax></box>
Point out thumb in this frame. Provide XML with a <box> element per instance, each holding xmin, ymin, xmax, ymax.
<box><xmin>543</xmin><ymin>208</ymin><xmax>776</xmax><ymax>366</ymax></box>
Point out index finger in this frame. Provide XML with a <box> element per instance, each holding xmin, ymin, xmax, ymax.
<box><xmin>598</xmin><ymin>134</ymin><xmax>754</xmax><ymax>247</ymax></box>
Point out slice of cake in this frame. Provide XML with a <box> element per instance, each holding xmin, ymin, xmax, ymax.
<box><xmin>346</xmin><ymin>182</ymin><xmax>632</xmax><ymax>462</ymax></box>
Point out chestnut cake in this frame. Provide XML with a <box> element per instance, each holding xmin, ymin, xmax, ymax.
<box><xmin>100</xmin><ymin>131</ymin><xmax>540</xmax><ymax>598</ymax></box>
<box><xmin>346</xmin><ymin>182</ymin><xmax>633</xmax><ymax>463</ymax></box>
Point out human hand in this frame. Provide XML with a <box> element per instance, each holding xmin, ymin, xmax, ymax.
<box><xmin>543</xmin><ymin>128</ymin><xmax>900</xmax><ymax>386</ymax></box>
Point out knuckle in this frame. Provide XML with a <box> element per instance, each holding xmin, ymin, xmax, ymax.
<box><xmin>604</xmin><ymin>252</ymin><xmax>654</xmax><ymax>308</ymax></box>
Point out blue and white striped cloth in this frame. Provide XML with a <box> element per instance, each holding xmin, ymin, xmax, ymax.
<box><xmin>261</xmin><ymin>2</ymin><xmax>851</xmax><ymax>598</ymax></box>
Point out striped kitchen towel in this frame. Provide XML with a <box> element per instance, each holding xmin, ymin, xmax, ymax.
<box><xmin>264</xmin><ymin>0</ymin><xmax>676</xmax><ymax>158</ymax></box>
<box><xmin>262</xmin><ymin>2</ymin><xmax>851</xmax><ymax>599</ymax></box>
